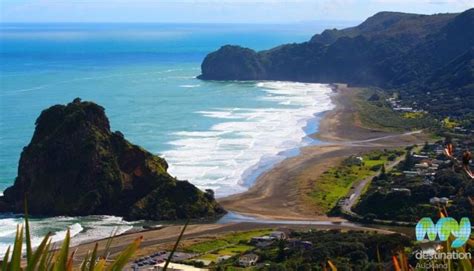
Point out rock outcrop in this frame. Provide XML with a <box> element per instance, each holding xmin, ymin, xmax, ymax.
<box><xmin>0</xmin><ymin>98</ymin><xmax>225</xmax><ymax>220</ymax></box>
<box><xmin>198</xmin><ymin>45</ymin><xmax>266</xmax><ymax>80</ymax></box>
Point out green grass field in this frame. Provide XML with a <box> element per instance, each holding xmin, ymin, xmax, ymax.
<box><xmin>197</xmin><ymin>244</ymin><xmax>254</xmax><ymax>262</ymax></box>
<box><xmin>184</xmin><ymin>229</ymin><xmax>273</xmax><ymax>263</ymax></box>
<box><xmin>309</xmin><ymin>149</ymin><xmax>404</xmax><ymax>213</ymax></box>
<box><xmin>354</xmin><ymin>88</ymin><xmax>435</xmax><ymax>132</ymax></box>
<box><xmin>184</xmin><ymin>229</ymin><xmax>272</xmax><ymax>253</ymax></box>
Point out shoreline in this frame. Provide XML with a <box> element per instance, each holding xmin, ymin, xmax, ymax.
<box><xmin>5</xmin><ymin>83</ymin><xmax>429</xmax><ymax>262</ymax></box>
<box><xmin>67</xmin><ymin>83</ymin><xmax>429</xmax><ymax>263</ymax></box>
<box><xmin>217</xmin><ymin>84</ymin><xmax>428</xmax><ymax>221</ymax></box>
<box><xmin>234</xmin><ymin>83</ymin><xmax>334</xmax><ymax>193</ymax></box>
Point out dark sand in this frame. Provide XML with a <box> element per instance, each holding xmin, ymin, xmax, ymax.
<box><xmin>72</xmin><ymin>84</ymin><xmax>427</xmax><ymax>262</ymax></box>
<box><xmin>217</xmin><ymin>84</ymin><xmax>428</xmax><ymax>220</ymax></box>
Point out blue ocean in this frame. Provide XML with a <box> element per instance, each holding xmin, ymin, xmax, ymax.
<box><xmin>0</xmin><ymin>22</ymin><xmax>347</xmax><ymax>252</ymax></box>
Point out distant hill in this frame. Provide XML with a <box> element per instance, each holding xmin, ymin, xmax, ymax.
<box><xmin>199</xmin><ymin>9</ymin><xmax>474</xmax><ymax>119</ymax></box>
<box><xmin>0</xmin><ymin>99</ymin><xmax>225</xmax><ymax>220</ymax></box>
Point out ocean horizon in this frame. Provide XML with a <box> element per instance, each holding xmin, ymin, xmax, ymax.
<box><xmin>0</xmin><ymin>22</ymin><xmax>344</xmax><ymax>254</ymax></box>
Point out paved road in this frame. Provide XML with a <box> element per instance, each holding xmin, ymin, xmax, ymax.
<box><xmin>340</xmin><ymin>146</ymin><xmax>420</xmax><ymax>226</ymax></box>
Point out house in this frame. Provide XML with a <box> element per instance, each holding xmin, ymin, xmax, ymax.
<box><xmin>251</xmin><ymin>236</ymin><xmax>275</xmax><ymax>244</ymax></box>
<box><xmin>403</xmin><ymin>171</ymin><xmax>419</xmax><ymax>177</ymax></box>
<box><xmin>238</xmin><ymin>254</ymin><xmax>259</xmax><ymax>267</ymax></box>
<box><xmin>255</xmin><ymin>240</ymin><xmax>274</xmax><ymax>248</ymax></box>
<box><xmin>415</xmin><ymin>163</ymin><xmax>430</xmax><ymax>169</ymax></box>
<box><xmin>394</xmin><ymin>107</ymin><xmax>414</xmax><ymax>112</ymax></box>
<box><xmin>288</xmin><ymin>240</ymin><xmax>313</xmax><ymax>250</ymax></box>
<box><xmin>439</xmin><ymin>197</ymin><xmax>449</xmax><ymax>205</ymax></box>
<box><xmin>391</xmin><ymin>188</ymin><xmax>411</xmax><ymax>196</ymax></box>
<box><xmin>430</xmin><ymin>197</ymin><xmax>440</xmax><ymax>205</ymax></box>
<box><xmin>270</xmin><ymin>231</ymin><xmax>287</xmax><ymax>240</ymax></box>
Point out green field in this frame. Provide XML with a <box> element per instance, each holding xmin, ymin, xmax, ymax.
<box><xmin>184</xmin><ymin>229</ymin><xmax>273</xmax><ymax>263</ymax></box>
<box><xmin>354</xmin><ymin>88</ymin><xmax>435</xmax><ymax>132</ymax></box>
<box><xmin>197</xmin><ymin>244</ymin><xmax>254</xmax><ymax>262</ymax></box>
<box><xmin>309</xmin><ymin>149</ymin><xmax>404</xmax><ymax>213</ymax></box>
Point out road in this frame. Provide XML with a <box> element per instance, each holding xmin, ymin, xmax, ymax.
<box><xmin>340</xmin><ymin>146</ymin><xmax>420</xmax><ymax>226</ymax></box>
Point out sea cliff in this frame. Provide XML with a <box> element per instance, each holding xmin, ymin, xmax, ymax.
<box><xmin>0</xmin><ymin>98</ymin><xmax>225</xmax><ymax>221</ymax></box>
<box><xmin>199</xmin><ymin>9</ymin><xmax>474</xmax><ymax>118</ymax></box>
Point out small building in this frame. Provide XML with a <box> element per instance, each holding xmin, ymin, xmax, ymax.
<box><xmin>394</xmin><ymin>107</ymin><xmax>414</xmax><ymax>112</ymax></box>
<box><xmin>288</xmin><ymin>240</ymin><xmax>313</xmax><ymax>250</ymax></box>
<box><xmin>415</xmin><ymin>163</ymin><xmax>430</xmax><ymax>169</ymax></box>
<box><xmin>439</xmin><ymin>197</ymin><xmax>449</xmax><ymax>205</ymax></box>
<box><xmin>403</xmin><ymin>171</ymin><xmax>419</xmax><ymax>177</ymax></box>
<box><xmin>391</xmin><ymin>188</ymin><xmax>411</xmax><ymax>196</ymax></box>
<box><xmin>238</xmin><ymin>254</ymin><xmax>259</xmax><ymax>267</ymax></box>
<box><xmin>413</xmin><ymin>154</ymin><xmax>429</xmax><ymax>160</ymax></box>
<box><xmin>430</xmin><ymin>197</ymin><xmax>440</xmax><ymax>205</ymax></box>
<box><xmin>270</xmin><ymin>231</ymin><xmax>287</xmax><ymax>240</ymax></box>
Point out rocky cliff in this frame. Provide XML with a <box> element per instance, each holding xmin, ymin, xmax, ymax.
<box><xmin>0</xmin><ymin>98</ymin><xmax>225</xmax><ymax>220</ymax></box>
<box><xmin>199</xmin><ymin>9</ymin><xmax>474</xmax><ymax>118</ymax></box>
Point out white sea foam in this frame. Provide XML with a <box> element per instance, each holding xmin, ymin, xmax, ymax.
<box><xmin>68</xmin><ymin>216</ymin><xmax>134</xmax><ymax>247</ymax></box>
<box><xmin>0</xmin><ymin>215</ymin><xmax>134</xmax><ymax>257</ymax></box>
<box><xmin>179</xmin><ymin>84</ymin><xmax>201</xmax><ymax>88</ymax></box>
<box><xmin>163</xmin><ymin>82</ymin><xmax>334</xmax><ymax>196</ymax></box>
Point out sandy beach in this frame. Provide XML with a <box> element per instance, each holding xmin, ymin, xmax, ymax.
<box><xmin>71</xmin><ymin>84</ymin><xmax>428</xmax><ymax>261</ymax></box>
<box><xmin>217</xmin><ymin>84</ymin><xmax>428</xmax><ymax>220</ymax></box>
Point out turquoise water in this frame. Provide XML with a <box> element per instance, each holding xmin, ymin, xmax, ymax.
<box><xmin>0</xmin><ymin>22</ymin><xmax>345</xmax><ymax>253</ymax></box>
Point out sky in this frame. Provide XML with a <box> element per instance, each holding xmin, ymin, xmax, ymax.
<box><xmin>0</xmin><ymin>0</ymin><xmax>473</xmax><ymax>23</ymax></box>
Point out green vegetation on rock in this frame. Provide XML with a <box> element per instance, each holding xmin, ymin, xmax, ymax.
<box><xmin>0</xmin><ymin>98</ymin><xmax>225</xmax><ymax>221</ymax></box>
<box><xmin>199</xmin><ymin>9</ymin><xmax>474</xmax><ymax>125</ymax></box>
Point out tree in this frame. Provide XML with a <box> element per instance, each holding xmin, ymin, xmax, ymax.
<box><xmin>379</xmin><ymin>165</ymin><xmax>387</xmax><ymax>180</ymax></box>
<box><xmin>402</xmin><ymin>152</ymin><xmax>414</xmax><ymax>171</ymax></box>
<box><xmin>277</xmin><ymin>239</ymin><xmax>286</xmax><ymax>261</ymax></box>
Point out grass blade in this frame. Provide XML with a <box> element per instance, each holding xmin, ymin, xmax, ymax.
<box><xmin>66</xmin><ymin>249</ymin><xmax>76</xmax><ymax>271</ymax></box>
<box><xmin>24</xmin><ymin>199</ymin><xmax>33</xmax><ymax>263</ymax></box>
<box><xmin>93</xmin><ymin>259</ymin><xmax>106</xmax><ymax>271</ymax></box>
<box><xmin>27</xmin><ymin>233</ymin><xmax>51</xmax><ymax>271</ymax></box>
<box><xmin>392</xmin><ymin>255</ymin><xmax>401</xmax><ymax>271</ymax></box>
<box><xmin>88</xmin><ymin>243</ymin><xmax>99</xmax><ymax>271</ymax></box>
<box><xmin>80</xmin><ymin>250</ymin><xmax>91</xmax><ymax>271</ymax></box>
<box><xmin>10</xmin><ymin>225</ymin><xmax>24</xmax><ymax>271</ymax></box>
<box><xmin>53</xmin><ymin>228</ymin><xmax>70</xmax><ymax>271</ymax></box>
<box><xmin>327</xmin><ymin>260</ymin><xmax>337</xmax><ymax>271</ymax></box>
<box><xmin>38</xmin><ymin>240</ymin><xmax>52</xmax><ymax>270</ymax></box>
<box><xmin>163</xmin><ymin>220</ymin><xmax>189</xmax><ymax>271</ymax></box>
<box><xmin>106</xmin><ymin>236</ymin><xmax>143</xmax><ymax>271</ymax></box>
<box><xmin>103</xmin><ymin>227</ymin><xmax>119</xmax><ymax>259</ymax></box>
<box><xmin>45</xmin><ymin>242</ymin><xmax>55</xmax><ymax>270</ymax></box>
<box><xmin>376</xmin><ymin>245</ymin><xmax>382</xmax><ymax>271</ymax></box>
<box><xmin>1</xmin><ymin>246</ymin><xmax>11</xmax><ymax>271</ymax></box>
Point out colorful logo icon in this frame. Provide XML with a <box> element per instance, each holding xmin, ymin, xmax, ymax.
<box><xmin>416</xmin><ymin>217</ymin><xmax>471</xmax><ymax>248</ymax></box>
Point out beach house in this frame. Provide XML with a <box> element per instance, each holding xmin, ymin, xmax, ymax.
<box><xmin>238</xmin><ymin>254</ymin><xmax>259</xmax><ymax>267</ymax></box>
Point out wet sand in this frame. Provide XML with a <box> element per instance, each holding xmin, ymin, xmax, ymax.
<box><xmin>217</xmin><ymin>84</ymin><xmax>428</xmax><ymax>220</ymax></box>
